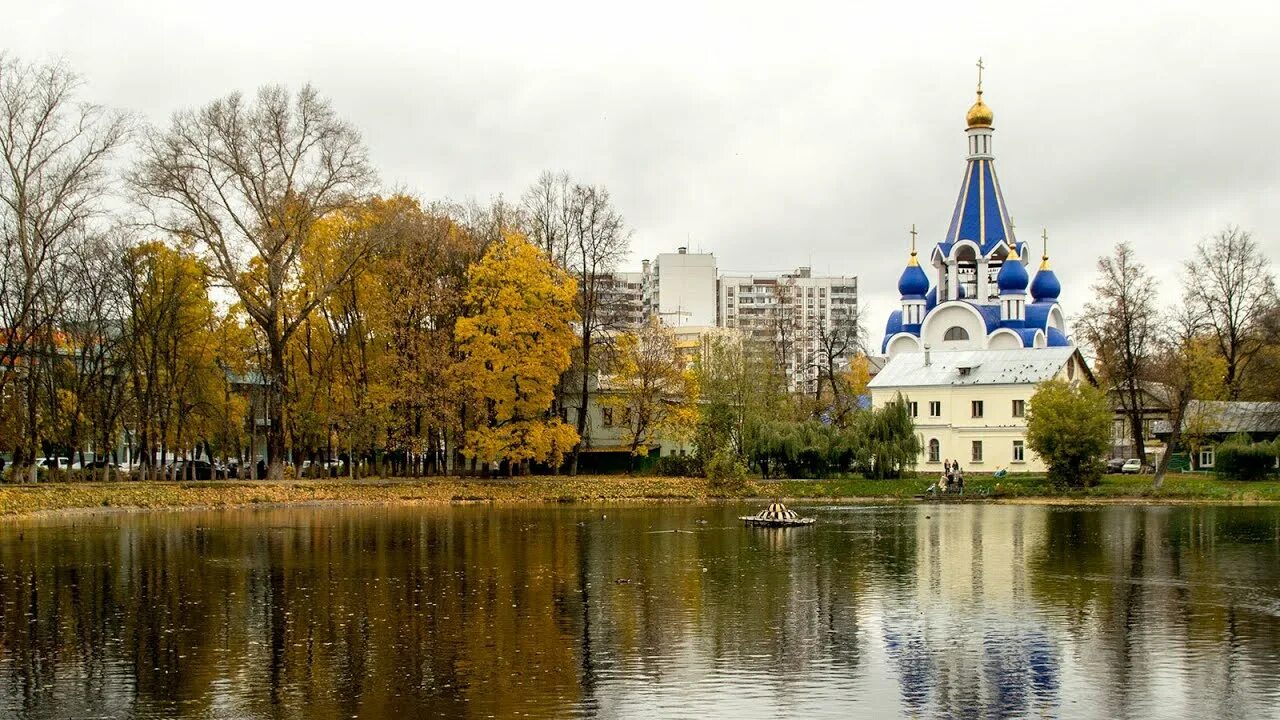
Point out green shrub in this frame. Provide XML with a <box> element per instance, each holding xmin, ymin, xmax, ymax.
<box><xmin>705</xmin><ymin>449</ymin><xmax>748</xmax><ymax>491</ymax></box>
<box><xmin>1025</xmin><ymin>379</ymin><xmax>1111</xmax><ymax>488</ymax></box>
<box><xmin>655</xmin><ymin>454</ymin><xmax>701</xmax><ymax>477</ymax></box>
<box><xmin>1215</xmin><ymin>442</ymin><xmax>1277</xmax><ymax>482</ymax></box>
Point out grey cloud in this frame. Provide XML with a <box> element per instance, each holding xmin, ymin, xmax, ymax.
<box><xmin>9</xmin><ymin>0</ymin><xmax>1278</xmax><ymax>349</ymax></box>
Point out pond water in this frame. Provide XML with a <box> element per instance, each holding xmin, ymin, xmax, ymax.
<box><xmin>0</xmin><ymin>502</ymin><xmax>1277</xmax><ymax>719</ymax></box>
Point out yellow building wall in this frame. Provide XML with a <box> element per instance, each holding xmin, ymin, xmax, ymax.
<box><xmin>871</xmin><ymin>381</ymin><xmax>1057</xmax><ymax>473</ymax></box>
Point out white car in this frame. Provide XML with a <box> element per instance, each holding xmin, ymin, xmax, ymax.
<box><xmin>1121</xmin><ymin>458</ymin><xmax>1143</xmax><ymax>474</ymax></box>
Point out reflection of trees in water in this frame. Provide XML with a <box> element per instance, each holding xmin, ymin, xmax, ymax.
<box><xmin>0</xmin><ymin>508</ymin><xmax>590</xmax><ymax>718</ymax></box>
<box><xmin>576</xmin><ymin>506</ymin><xmax>913</xmax><ymax>686</ymax></box>
<box><xmin>0</xmin><ymin>504</ymin><xmax>1276</xmax><ymax>718</ymax></box>
<box><xmin>0</xmin><ymin>504</ymin><xmax>921</xmax><ymax>717</ymax></box>
<box><xmin>1029</xmin><ymin>505</ymin><xmax>1280</xmax><ymax>717</ymax></box>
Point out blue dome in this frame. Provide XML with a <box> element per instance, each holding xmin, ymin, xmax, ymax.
<box><xmin>898</xmin><ymin>261</ymin><xmax>929</xmax><ymax>298</ymax></box>
<box><xmin>997</xmin><ymin>255</ymin><xmax>1029</xmax><ymax>293</ymax></box>
<box><xmin>882</xmin><ymin>310</ymin><xmax>904</xmax><ymax>353</ymax></box>
<box><xmin>1046</xmin><ymin>326</ymin><xmax>1070</xmax><ymax>346</ymax></box>
<box><xmin>1030</xmin><ymin>265</ymin><xmax>1061</xmax><ymax>302</ymax></box>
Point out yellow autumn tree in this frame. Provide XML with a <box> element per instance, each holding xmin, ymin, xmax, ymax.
<box><xmin>604</xmin><ymin>320</ymin><xmax>700</xmax><ymax>461</ymax></box>
<box><xmin>455</xmin><ymin>232</ymin><xmax>579</xmax><ymax>473</ymax></box>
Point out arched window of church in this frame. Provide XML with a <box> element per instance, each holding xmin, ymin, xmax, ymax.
<box><xmin>944</xmin><ymin>326</ymin><xmax>969</xmax><ymax>341</ymax></box>
<box><xmin>928</xmin><ymin>439</ymin><xmax>940</xmax><ymax>463</ymax></box>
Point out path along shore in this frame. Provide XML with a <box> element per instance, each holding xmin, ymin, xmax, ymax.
<box><xmin>1</xmin><ymin>474</ymin><xmax>1277</xmax><ymax>518</ymax></box>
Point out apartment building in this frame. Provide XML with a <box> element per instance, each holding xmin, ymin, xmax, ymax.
<box><xmin>717</xmin><ymin>267</ymin><xmax>859</xmax><ymax>391</ymax></box>
<box><xmin>641</xmin><ymin>247</ymin><xmax>718</xmax><ymax>327</ymax></box>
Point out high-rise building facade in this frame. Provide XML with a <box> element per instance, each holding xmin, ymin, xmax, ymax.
<box><xmin>598</xmin><ymin>271</ymin><xmax>645</xmax><ymax>328</ymax></box>
<box><xmin>717</xmin><ymin>267</ymin><xmax>859</xmax><ymax>391</ymax></box>
<box><xmin>621</xmin><ymin>249</ymin><xmax>859</xmax><ymax>391</ymax></box>
<box><xmin>641</xmin><ymin>247</ymin><xmax>718</xmax><ymax>327</ymax></box>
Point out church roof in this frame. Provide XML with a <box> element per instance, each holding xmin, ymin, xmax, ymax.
<box><xmin>869</xmin><ymin>347</ymin><xmax>1080</xmax><ymax>388</ymax></box>
<box><xmin>937</xmin><ymin>158</ymin><xmax>1017</xmax><ymax>258</ymax></box>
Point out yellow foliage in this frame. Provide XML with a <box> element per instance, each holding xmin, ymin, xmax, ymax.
<box><xmin>604</xmin><ymin>321</ymin><xmax>700</xmax><ymax>456</ymax></box>
<box><xmin>455</xmin><ymin>232</ymin><xmax>580</xmax><ymax>466</ymax></box>
<box><xmin>843</xmin><ymin>354</ymin><xmax>872</xmax><ymax>399</ymax></box>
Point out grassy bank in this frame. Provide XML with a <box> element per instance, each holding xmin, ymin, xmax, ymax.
<box><xmin>1</xmin><ymin>472</ymin><xmax>1279</xmax><ymax>517</ymax></box>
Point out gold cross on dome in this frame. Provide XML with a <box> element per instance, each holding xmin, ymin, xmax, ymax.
<box><xmin>1041</xmin><ymin>228</ymin><xmax>1049</xmax><ymax>258</ymax></box>
<box><xmin>909</xmin><ymin>223</ymin><xmax>918</xmax><ymax>254</ymax></box>
<box><xmin>976</xmin><ymin>57</ymin><xmax>985</xmax><ymax>92</ymax></box>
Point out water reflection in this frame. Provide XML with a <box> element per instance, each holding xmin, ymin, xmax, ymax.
<box><xmin>0</xmin><ymin>503</ymin><xmax>1276</xmax><ymax>718</ymax></box>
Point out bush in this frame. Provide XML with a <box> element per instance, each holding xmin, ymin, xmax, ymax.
<box><xmin>705</xmin><ymin>449</ymin><xmax>748</xmax><ymax>491</ymax></box>
<box><xmin>1025</xmin><ymin>379</ymin><xmax>1111</xmax><ymax>488</ymax></box>
<box><xmin>1215</xmin><ymin>442</ymin><xmax>1277</xmax><ymax>482</ymax></box>
<box><xmin>655</xmin><ymin>454</ymin><xmax>701</xmax><ymax>477</ymax></box>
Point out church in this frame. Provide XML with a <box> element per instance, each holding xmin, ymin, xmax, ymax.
<box><xmin>869</xmin><ymin>66</ymin><xmax>1093</xmax><ymax>474</ymax></box>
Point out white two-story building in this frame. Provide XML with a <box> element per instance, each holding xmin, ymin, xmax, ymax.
<box><xmin>869</xmin><ymin>347</ymin><xmax>1092</xmax><ymax>473</ymax></box>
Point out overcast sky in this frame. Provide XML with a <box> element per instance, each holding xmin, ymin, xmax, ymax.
<box><xmin>11</xmin><ymin>0</ymin><xmax>1280</xmax><ymax>346</ymax></box>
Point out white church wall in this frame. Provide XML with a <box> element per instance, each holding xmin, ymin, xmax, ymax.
<box><xmin>987</xmin><ymin>329</ymin><xmax>1022</xmax><ymax>350</ymax></box>
<box><xmin>921</xmin><ymin>302</ymin><xmax>987</xmax><ymax>350</ymax></box>
<box><xmin>886</xmin><ymin>334</ymin><xmax>922</xmax><ymax>357</ymax></box>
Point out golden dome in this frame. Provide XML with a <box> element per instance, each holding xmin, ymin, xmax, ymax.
<box><xmin>966</xmin><ymin>91</ymin><xmax>993</xmax><ymax>128</ymax></box>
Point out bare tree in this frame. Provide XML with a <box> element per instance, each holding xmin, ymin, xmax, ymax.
<box><xmin>131</xmin><ymin>84</ymin><xmax>376</xmax><ymax>479</ymax></box>
<box><xmin>1183</xmin><ymin>226</ymin><xmax>1277</xmax><ymax>399</ymax></box>
<box><xmin>521</xmin><ymin>170</ymin><xmax>573</xmax><ymax>266</ymax></box>
<box><xmin>61</xmin><ymin>230</ymin><xmax>132</xmax><ymax>480</ymax></box>
<box><xmin>813</xmin><ymin>298</ymin><xmax>865</xmax><ymax>423</ymax></box>
<box><xmin>1078</xmin><ymin>242</ymin><xmax>1158</xmax><ymax>462</ymax></box>
<box><xmin>1148</xmin><ymin>305</ymin><xmax>1224</xmax><ymax>489</ymax></box>
<box><xmin>0</xmin><ymin>54</ymin><xmax>129</xmax><ymax>481</ymax></box>
<box><xmin>565</xmin><ymin>183</ymin><xmax>630</xmax><ymax>475</ymax></box>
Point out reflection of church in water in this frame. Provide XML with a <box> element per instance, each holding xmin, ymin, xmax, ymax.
<box><xmin>879</xmin><ymin>505</ymin><xmax>1059</xmax><ymax>716</ymax></box>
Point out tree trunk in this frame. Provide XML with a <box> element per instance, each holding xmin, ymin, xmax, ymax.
<box><xmin>267</xmin><ymin>333</ymin><xmax>287</xmax><ymax>480</ymax></box>
<box><xmin>571</xmin><ymin>330</ymin><xmax>591</xmax><ymax>476</ymax></box>
<box><xmin>1124</xmin><ymin>382</ymin><xmax>1147</xmax><ymax>464</ymax></box>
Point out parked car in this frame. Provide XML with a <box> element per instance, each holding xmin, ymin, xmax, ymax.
<box><xmin>1106</xmin><ymin>458</ymin><xmax>1127</xmax><ymax>473</ymax></box>
<box><xmin>171</xmin><ymin>460</ymin><xmax>218</xmax><ymax>480</ymax></box>
<box><xmin>81</xmin><ymin>459</ymin><xmax>118</xmax><ymax>470</ymax></box>
<box><xmin>1121</xmin><ymin>458</ymin><xmax>1143</xmax><ymax>474</ymax></box>
<box><xmin>39</xmin><ymin>457</ymin><xmax>72</xmax><ymax>470</ymax></box>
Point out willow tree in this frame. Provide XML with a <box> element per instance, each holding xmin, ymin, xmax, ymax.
<box><xmin>132</xmin><ymin>84</ymin><xmax>376</xmax><ymax>479</ymax></box>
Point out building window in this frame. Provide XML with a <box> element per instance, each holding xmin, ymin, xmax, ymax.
<box><xmin>908</xmin><ymin>401</ymin><xmax>918</xmax><ymax>418</ymax></box>
<box><xmin>971</xmin><ymin>441</ymin><xmax>983</xmax><ymax>462</ymax></box>
<box><xmin>971</xmin><ymin>400</ymin><xmax>984</xmax><ymax>418</ymax></box>
<box><xmin>1013</xmin><ymin>440</ymin><xmax>1024</xmax><ymax>462</ymax></box>
<box><xmin>928</xmin><ymin>439</ymin><xmax>940</xmax><ymax>463</ymax></box>
<box><xmin>602</xmin><ymin>407</ymin><xmax>613</xmax><ymax>427</ymax></box>
<box><xmin>929</xmin><ymin>401</ymin><xmax>941</xmax><ymax>417</ymax></box>
<box><xmin>1012</xmin><ymin>399</ymin><xmax>1025</xmax><ymax>417</ymax></box>
<box><xmin>1199</xmin><ymin>447</ymin><xmax>1215</xmax><ymax>468</ymax></box>
<box><xmin>944</xmin><ymin>326</ymin><xmax>969</xmax><ymax>341</ymax></box>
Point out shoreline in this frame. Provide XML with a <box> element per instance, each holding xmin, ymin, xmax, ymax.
<box><xmin>1</xmin><ymin>475</ymin><xmax>1278</xmax><ymax>519</ymax></box>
